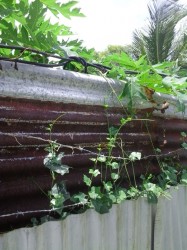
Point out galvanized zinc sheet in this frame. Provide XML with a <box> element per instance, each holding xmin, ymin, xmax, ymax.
<box><xmin>0</xmin><ymin>198</ymin><xmax>154</xmax><ymax>250</ymax></box>
<box><xmin>1</xmin><ymin>186</ymin><xmax>187</xmax><ymax>250</ymax></box>
<box><xmin>154</xmin><ymin>186</ymin><xmax>187</xmax><ymax>250</ymax></box>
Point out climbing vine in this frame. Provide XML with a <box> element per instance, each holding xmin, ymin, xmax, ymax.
<box><xmin>43</xmin><ymin>113</ymin><xmax>187</xmax><ymax>218</ymax></box>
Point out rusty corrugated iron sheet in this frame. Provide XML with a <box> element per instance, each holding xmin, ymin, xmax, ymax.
<box><xmin>0</xmin><ymin>96</ymin><xmax>186</xmax><ymax>231</ymax></box>
<box><xmin>0</xmin><ymin>96</ymin><xmax>160</xmax><ymax>231</ymax></box>
<box><xmin>156</xmin><ymin>118</ymin><xmax>187</xmax><ymax>166</ymax></box>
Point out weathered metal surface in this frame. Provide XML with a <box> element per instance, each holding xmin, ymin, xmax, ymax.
<box><xmin>154</xmin><ymin>186</ymin><xmax>187</xmax><ymax>250</ymax></box>
<box><xmin>1</xmin><ymin>186</ymin><xmax>187</xmax><ymax>250</ymax></box>
<box><xmin>153</xmin><ymin>92</ymin><xmax>187</xmax><ymax>119</ymax></box>
<box><xmin>0</xmin><ymin>198</ymin><xmax>155</xmax><ymax>250</ymax></box>
<box><xmin>0</xmin><ymin>60</ymin><xmax>151</xmax><ymax>108</ymax></box>
<box><xmin>0</xmin><ymin>60</ymin><xmax>186</xmax><ymax>232</ymax></box>
<box><xmin>0</xmin><ymin>96</ymin><xmax>159</xmax><ymax>231</ymax></box>
<box><xmin>156</xmin><ymin>118</ymin><xmax>187</xmax><ymax>167</ymax></box>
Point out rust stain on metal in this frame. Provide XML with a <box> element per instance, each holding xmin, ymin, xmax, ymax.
<box><xmin>0</xmin><ymin>96</ymin><xmax>186</xmax><ymax>232</ymax></box>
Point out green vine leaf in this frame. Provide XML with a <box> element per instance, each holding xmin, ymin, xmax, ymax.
<box><xmin>181</xmin><ymin>132</ymin><xmax>187</xmax><ymax>137</ymax></box>
<box><xmin>111</xmin><ymin>173</ymin><xmax>119</xmax><ymax>180</ymax></box>
<box><xmin>103</xmin><ymin>181</ymin><xmax>113</xmax><ymax>192</ymax></box>
<box><xmin>129</xmin><ymin>152</ymin><xmax>141</xmax><ymax>161</ymax></box>
<box><xmin>50</xmin><ymin>182</ymin><xmax>70</xmax><ymax>214</ymax></box>
<box><xmin>182</xmin><ymin>142</ymin><xmax>187</xmax><ymax>149</ymax></box>
<box><xmin>147</xmin><ymin>191</ymin><xmax>158</xmax><ymax>204</ymax></box>
<box><xmin>44</xmin><ymin>152</ymin><xmax>69</xmax><ymax>175</ymax></box>
<box><xmin>89</xmin><ymin>186</ymin><xmax>102</xmax><ymax>199</ymax></box>
<box><xmin>127</xmin><ymin>187</ymin><xmax>140</xmax><ymax>199</ymax></box>
<box><xmin>111</xmin><ymin>162</ymin><xmax>119</xmax><ymax>169</ymax></box>
<box><xmin>83</xmin><ymin>175</ymin><xmax>92</xmax><ymax>187</ymax></box>
<box><xmin>89</xmin><ymin>169</ymin><xmax>100</xmax><ymax>177</ymax></box>
<box><xmin>181</xmin><ymin>170</ymin><xmax>187</xmax><ymax>184</ymax></box>
<box><xmin>120</xmin><ymin>117</ymin><xmax>132</xmax><ymax>125</ymax></box>
<box><xmin>116</xmin><ymin>189</ymin><xmax>127</xmax><ymax>203</ymax></box>
<box><xmin>108</xmin><ymin>126</ymin><xmax>118</xmax><ymax>137</ymax></box>
<box><xmin>91</xmin><ymin>196</ymin><xmax>113</xmax><ymax>214</ymax></box>
<box><xmin>71</xmin><ymin>192</ymin><xmax>88</xmax><ymax>205</ymax></box>
<box><xmin>97</xmin><ymin>155</ymin><xmax>107</xmax><ymax>163</ymax></box>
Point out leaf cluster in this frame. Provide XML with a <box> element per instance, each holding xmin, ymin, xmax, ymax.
<box><xmin>132</xmin><ymin>0</ymin><xmax>187</xmax><ymax>64</ymax></box>
<box><xmin>0</xmin><ymin>0</ymin><xmax>84</xmax><ymax>59</ymax></box>
<box><xmin>101</xmin><ymin>51</ymin><xmax>187</xmax><ymax>112</ymax></box>
<box><xmin>43</xmin><ymin>113</ymin><xmax>187</xmax><ymax>218</ymax></box>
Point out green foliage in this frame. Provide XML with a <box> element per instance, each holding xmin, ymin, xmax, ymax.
<box><xmin>0</xmin><ymin>0</ymin><xmax>187</xmax><ymax>222</ymax></box>
<box><xmin>44</xmin><ymin>117</ymin><xmax>187</xmax><ymax>217</ymax></box>
<box><xmin>101</xmin><ymin>51</ymin><xmax>187</xmax><ymax>112</ymax></box>
<box><xmin>0</xmin><ymin>0</ymin><xmax>84</xmax><ymax>57</ymax></box>
<box><xmin>0</xmin><ymin>1</ymin><xmax>186</xmax><ymax>113</ymax></box>
<box><xmin>132</xmin><ymin>0</ymin><xmax>187</xmax><ymax>64</ymax></box>
<box><xmin>50</xmin><ymin>181</ymin><xmax>70</xmax><ymax>214</ymax></box>
<box><xmin>129</xmin><ymin>152</ymin><xmax>141</xmax><ymax>162</ymax></box>
<box><xmin>44</xmin><ymin>151</ymin><xmax>69</xmax><ymax>175</ymax></box>
<box><xmin>83</xmin><ymin>175</ymin><xmax>92</xmax><ymax>187</ymax></box>
<box><xmin>71</xmin><ymin>192</ymin><xmax>88</xmax><ymax>205</ymax></box>
<box><xmin>97</xmin><ymin>44</ymin><xmax>135</xmax><ymax>59</ymax></box>
<box><xmin>182</xmin><ymin>142</ymin><xmax>187</xmax><ymax>150</ymax></box>
<box><xmin>91</xmin><ymin>195</ymin><xmax>113</xmax><ymax>214</ymax></box>
<box><xmin>180</xmin><ymin>170</ymin><xmax>187</xmax><ymax>184</ymax></box>
<box><xmin>119</xmin><ymin>78</ymin><xmax>147</xmax><ymax>113</ymax></box>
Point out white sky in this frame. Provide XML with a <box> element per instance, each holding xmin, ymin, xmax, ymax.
<box><xmin>63</xmin><ymin>0</ymin><xmax>187</xmax><ymax>51</ymax></box>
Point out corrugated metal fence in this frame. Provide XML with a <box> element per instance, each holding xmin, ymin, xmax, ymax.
<box><xmin>0</xmin><ymin>61</ymin><xmax>187</xmax><ymax>245</ymax></box>
<box><xmin>1</xmin><ymin>186</ymin><xmax>187</xmax><ymax>250</ymax></box>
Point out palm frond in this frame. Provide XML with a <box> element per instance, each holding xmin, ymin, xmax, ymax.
<box><xmin>132</xmin><ymin>30</ymin><xmax>147</xmax><ymax>60</ymax></box>
<box><xmin>132</xmin><ymin>0</ymin><xmax>187</xmax><ymax>64</ymax></box>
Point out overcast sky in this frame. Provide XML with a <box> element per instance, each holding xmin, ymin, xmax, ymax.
<box><xmin>63</xmin><ymin>0</ymin><xmax>187</xmax><ymax>51</ymax></box>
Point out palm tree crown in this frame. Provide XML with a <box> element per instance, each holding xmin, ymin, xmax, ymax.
<box><xmin>132</xmin><ymin>0</ymin><xmax>187</xmax><ymax>64</ymax></box>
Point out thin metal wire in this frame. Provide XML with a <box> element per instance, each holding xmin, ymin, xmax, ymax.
<box><xmin>0</xmin><ymin>44</ymin><xmax>170</xmax><ymax>77</ymax></box>
<box><xmin>0</xmin><ymin>202</ymin><xmax>89</xmax><ymax>218</ymax></box>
